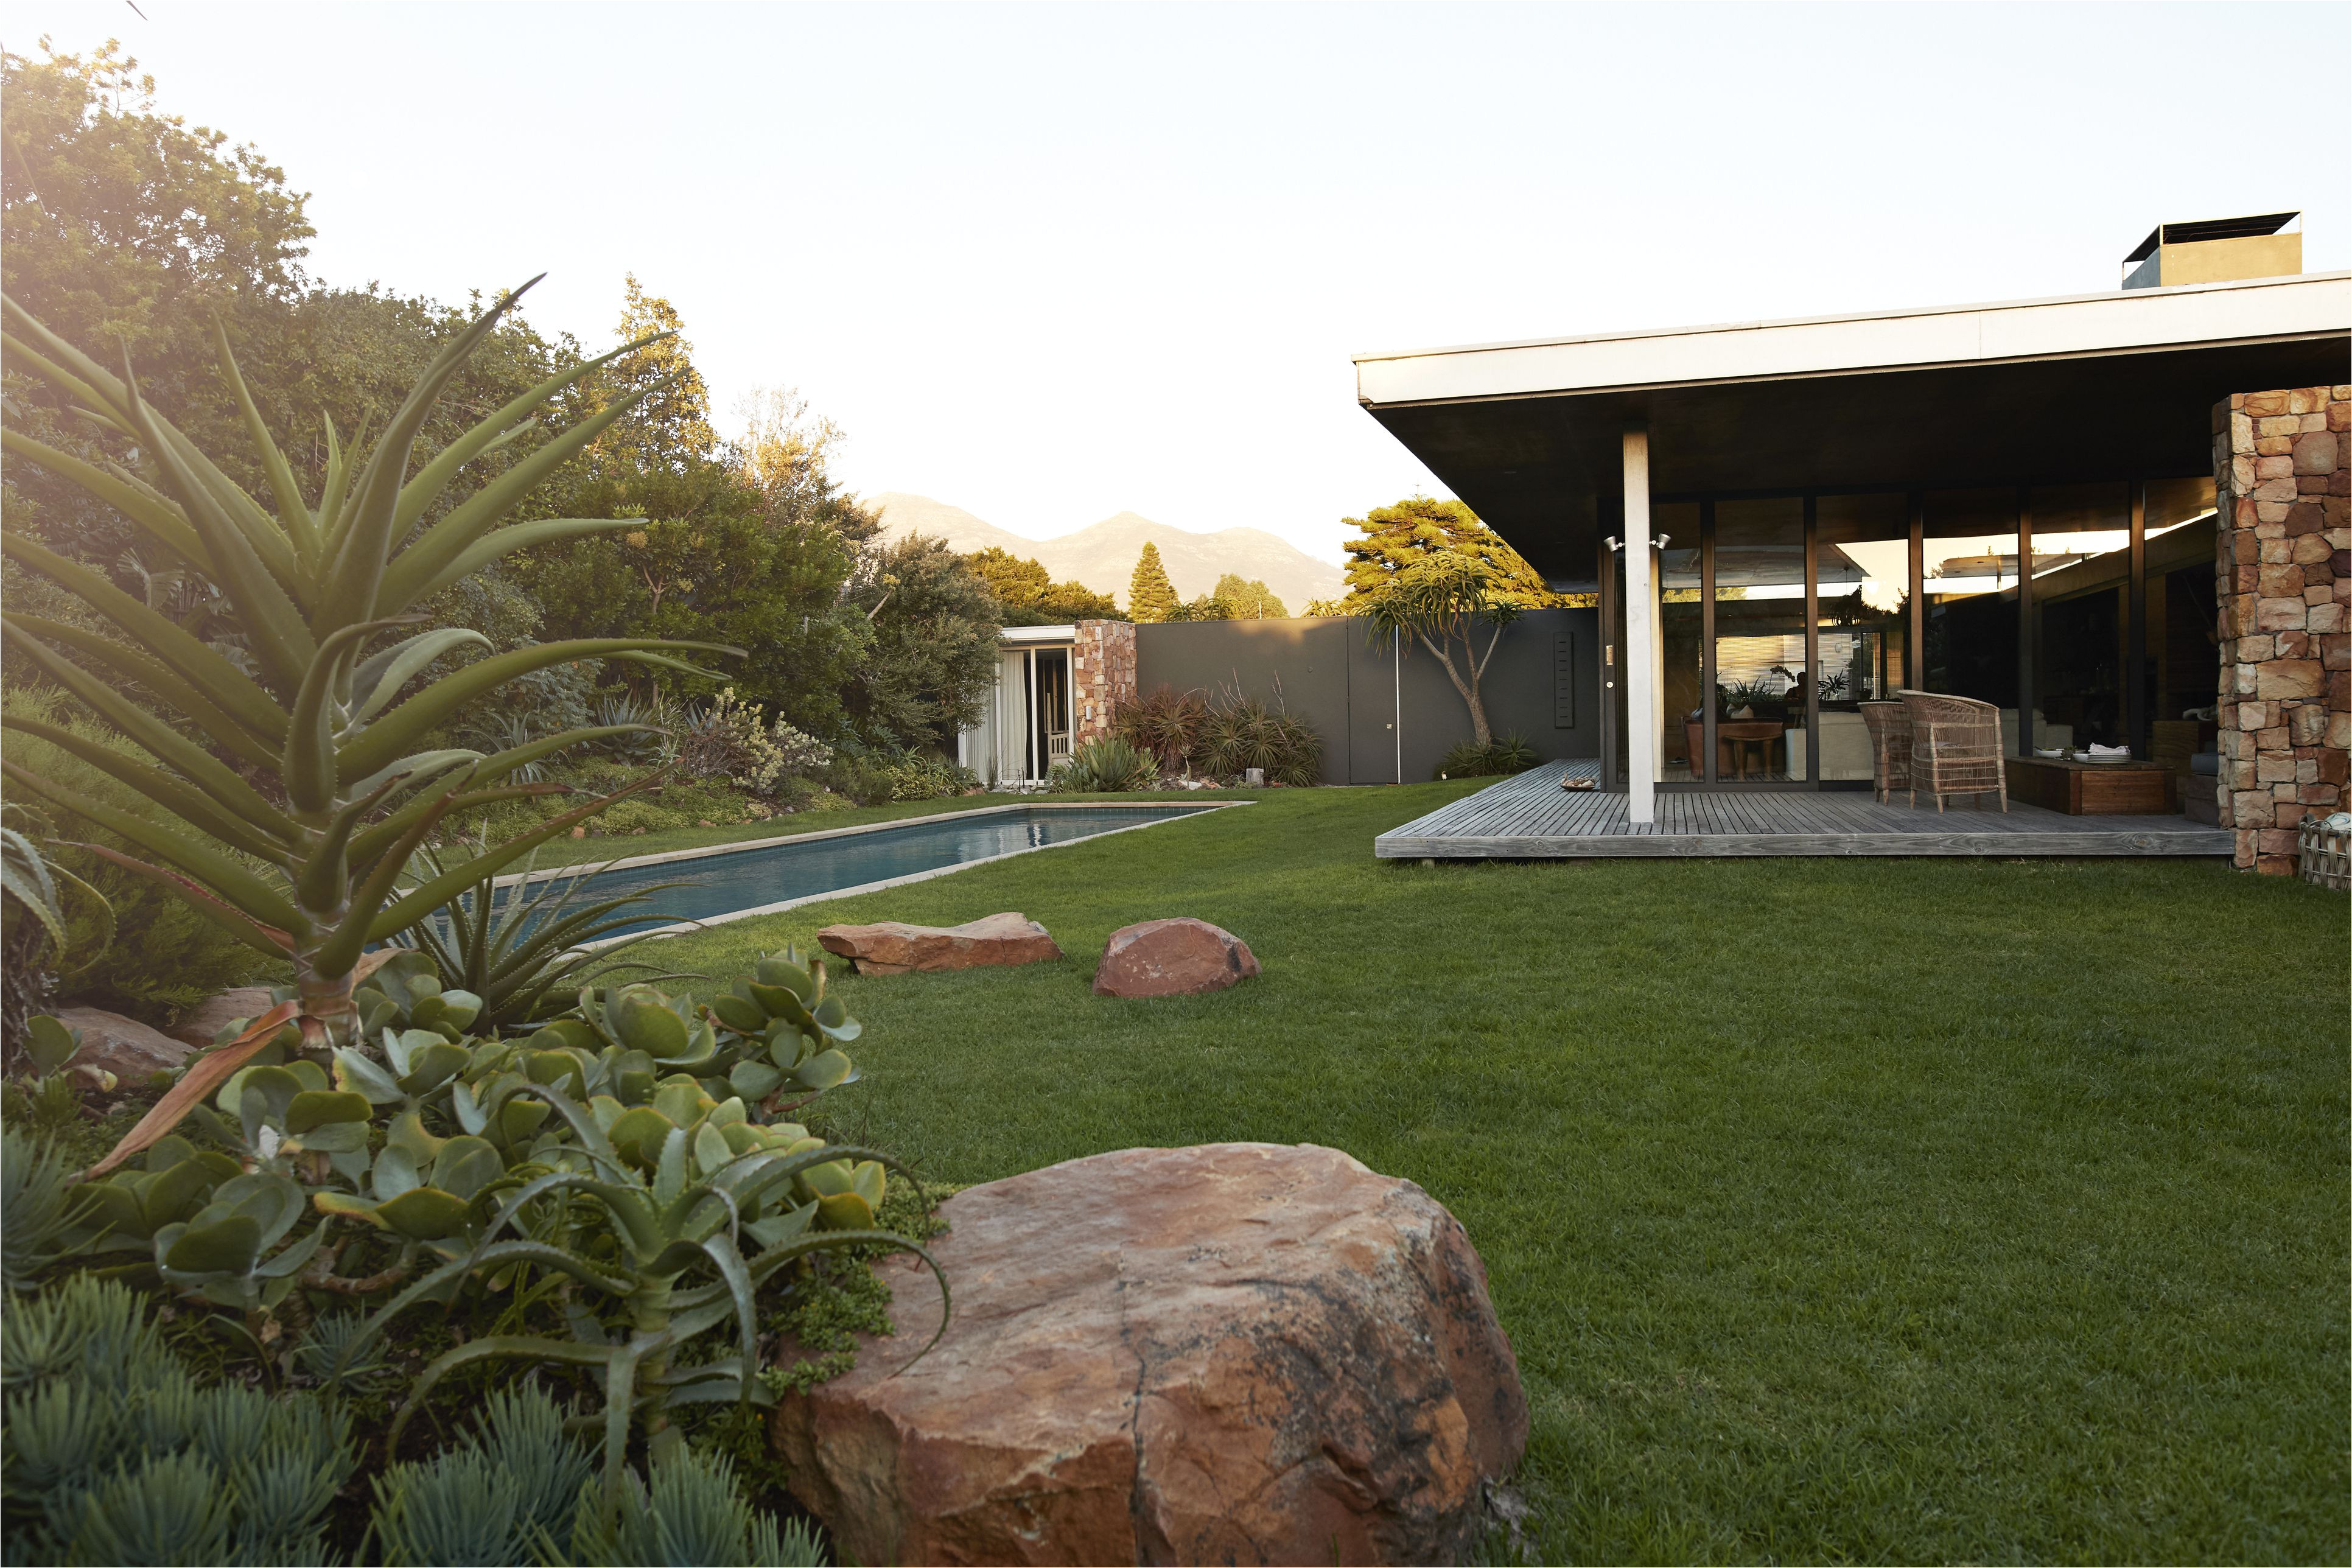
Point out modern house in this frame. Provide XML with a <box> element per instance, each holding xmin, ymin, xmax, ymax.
<box><xmin>1353</xmin><ymin>214</ymin><xmax>2348</xmax><ymax>870</ymax></box>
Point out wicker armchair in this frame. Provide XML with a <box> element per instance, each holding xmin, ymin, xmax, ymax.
<box><xmin>1858</xmin><ymin>701</ymin><xmax>1911</xmax><ymax>804</ymax></box>
<box><xmin>1897</xmin><ymin>690</ymin><xmax>2006</xmax><ymax>812</ymax></box>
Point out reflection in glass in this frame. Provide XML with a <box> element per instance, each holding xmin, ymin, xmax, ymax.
<box><xmin>2029</xmin><ymin>483</ymin><xmax>2129</xmax><ymax>750</ymax></box>
<box><xmin>1922</xmin><ymin>488</ymin><xmax>2020</xmax><ymax>748</ymax></box>
<box><xmin>1661</xmin><ymin>541</ymin><xmax>1703</xmax><ymax>780</ymax></box>
<box><xmin>2146</xmin><ymin>474</ymin><xmax>2218</xmax><ymax>542</ymax></box>
<box><xmin>1809</xmin><ymin>493</ymin><xmax>1910</xmax><ymax>781</ymax></box>
<box><xmin>1712</xmin><ymin>499</ymin><xmax>1805</xmax><ymax>781</ymax></box>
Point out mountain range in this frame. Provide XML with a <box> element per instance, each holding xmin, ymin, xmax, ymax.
<box><xmin>867</xmin><ymin>493</ymin><xmax>1346</xmax><ymax>614</ymax></box>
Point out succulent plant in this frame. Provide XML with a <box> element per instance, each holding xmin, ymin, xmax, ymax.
<box><xmin>340</xmin><ymin>1080</ymin><xmax>945</xmax><ymax>1509</ymax></box>
<box><xmin>0</xmin><ymin>286</ymin><xmax>736</xmax><ymax>1058</ymax></box>
<box><xmin>702</xmin><ymin>948</ymin><xmax>862</xmax><ymax>1105</ymax></box>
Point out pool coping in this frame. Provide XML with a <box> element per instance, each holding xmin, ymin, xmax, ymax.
<box><xmin>558</xmin><ymin>799</ymin><xmax>1253</xmax><ymax>950</ymax></box>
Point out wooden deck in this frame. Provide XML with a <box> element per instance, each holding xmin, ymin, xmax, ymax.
<box><xmin>1376</xmin><ymin>760</ymin><xmax>2236</xmax><ymax>859</ymax></box>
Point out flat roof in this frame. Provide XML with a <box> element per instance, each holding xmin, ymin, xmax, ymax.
<box><xmin>1355</xmin><ymin>271</ymin><xmax>2350</xmax><ymax>408</ymax></box>
<box><xmin>1353</xmin><ymin>272</ymin><xmax>2351</xmax><ymax>579</ymax></box>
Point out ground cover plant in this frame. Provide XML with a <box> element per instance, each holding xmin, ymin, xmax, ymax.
<box><xmin>627</xmin><ymin>782</ymin><xmax>2349</xmax><ymax>1565</ymax></box>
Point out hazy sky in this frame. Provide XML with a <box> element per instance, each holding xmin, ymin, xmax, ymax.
<box><xmin>8</xmin><ymin>1</ymin><xmax>2345</xmax><ymax>564</ymax></box>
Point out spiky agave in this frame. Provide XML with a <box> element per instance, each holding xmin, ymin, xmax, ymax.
<box><xmin>0</xmin><ymin>282</ymin><xmax>736</xmax><ymax>1051</ymax></box>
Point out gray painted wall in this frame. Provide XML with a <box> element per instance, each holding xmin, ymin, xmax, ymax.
<box><xmin>1134</xmin><ymin>610</ymin><xmax>1600</xmax><ymax>784</ymax></box>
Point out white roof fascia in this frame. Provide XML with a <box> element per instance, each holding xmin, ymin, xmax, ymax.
<box><xmin>1354</xmin><ymin>271</ymin><xmax>2352</xmax><ymax>407</ymax></box>
<box><xmin>999</xmin><ymin>624</ymin><xmax>1078</xmax><ymax>645</ymax></box>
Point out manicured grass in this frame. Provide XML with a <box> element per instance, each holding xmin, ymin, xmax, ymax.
<box><xmin>637</xmin><ymin>782</ymin><xmax>2345</xmax><ymax>1564</ymax></box>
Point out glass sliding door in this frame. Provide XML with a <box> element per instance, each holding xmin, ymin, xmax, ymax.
<box><xmin>1657</xmin><ymin>502</ymin><xmax>1703</xmax><ymax>782</ymax></box>
<box><xmin>1811</xmin><ymin>492</ymin><xmax>1911</xmax><ymax>783</ymax></box>
<box><xmin>2026</xmin><ymin>483</ymin><xmax>2130</xmax><ymax>751</ymax></box>
<box><xmin>1922</xmin><ymin>488</ymin><xmax>2022</xmax><ymax>751</ymax></box>
<box><xmin>1712</xmin><ymin>498</ymin><xmax>1807</xmax><ymax>782</ymax></box>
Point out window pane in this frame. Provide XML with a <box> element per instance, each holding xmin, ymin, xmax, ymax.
<box><xmin>1922</xmin><ymin>488</ymin><xmax>2019</xmax><ymax>743</ymax></box>
<box><xmin>1813</xmin><ymin>493</ymin><xmax>1910</xmax><ymax>780</ymax></box>
<box><xmin>2029</xmin><ymin>483</ymin><xmax>2129</xmax><ymax>752</ymax></box>
<box><xmin>1713</xmin><ymin>499</ymin><xmax>1805</xmax><ymax>781</ymax></box>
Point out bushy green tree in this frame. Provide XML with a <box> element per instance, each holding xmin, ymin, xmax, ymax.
<box><xmin>1212</xmin><ymin>573</ymin><xmax>1287</xmax><ymax>619</ymax></box>
<box><xmin>1339</xmin><ymin>496</ymin><xmax>1558</xmax><ymax>610</ymax></box>
<box><xmin>846</xmin><ymin>536</ymin><xmax>1001</xmax><ymax>753</ymax></box>
<box><xmin>967</xmin><ymin>546</ymin><xmax>1121</xmax><ymax>626</ymax></box>
<box><xmin>1127</xmin><ymin>541</ymin><xmax>1178</xmax><ymax>623</ymax></box>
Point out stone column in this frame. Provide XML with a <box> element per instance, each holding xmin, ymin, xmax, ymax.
<box><xmin>1070</xmin><ymin>620</ymin><xmax>1137</xmax><ymax>746</ymax></box>
<box><xmin>2212</xmin><ymin>384</ymin><xmax>2350</xmax><ymax>873</ymax></box>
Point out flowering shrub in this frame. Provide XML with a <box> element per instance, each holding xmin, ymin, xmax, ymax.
<box><xmin>676</xmin><ymin>689</ymin><xmax>832</xmax><ymax>796</ymax></box>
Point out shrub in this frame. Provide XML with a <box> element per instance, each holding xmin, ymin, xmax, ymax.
<box><xmin>676</xmin><ymin>688</ymin><xmax>833</xmax><ymax>797</ymax></box>
<box><xmin>1114</xmin><ymin>684</ymin><xmax>1322</xmax><ymax>785</ymax></box>
<box><xmin>0</xmin><ymin>1276</ymin><xmax>355</xmax><ymax>1565</ymax></box>
<box><xmin>822</xmin><ymin>749</ymin><xmax>977</xmax><ymax>806</ymax></box>
<box><xmin>1112</xmin><ymin>685</ymin><xmax>1207</xmax><ymax>773</ymax></box>
<box><xmin>1050</xmin><ymin>736</ymin><xmax>1161</xmax><ymax>793</ymax></box>
<box><xmin>1437</xmin><ymin>732</ymin><xmax>1539</xmax><ymax>779</ymax></box>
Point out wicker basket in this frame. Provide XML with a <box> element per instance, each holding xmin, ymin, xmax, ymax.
<box><xmin>2299</xmin><ymin>817</ymin><xmax>2352</xmax><ymax>891</ymax></box>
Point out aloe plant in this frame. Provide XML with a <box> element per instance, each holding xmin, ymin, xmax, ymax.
<box><xmin>394</xmin><ymin>849</ymin><xmax>695</xmax><ymax>1032</ymax></box>
<box><xmin>0</xmin><ymin>285</ymin><xmax>735</xmax><ymax>1051</ymax></box>
<box><xmin>344</xmin><ymin>1083</ymin><xmax>944</xmax><ymax>1504</ymax></box>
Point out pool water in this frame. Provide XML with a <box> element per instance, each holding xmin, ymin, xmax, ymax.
<box><xmin>510</xmin><ymin>805</ymin><xmax>1217</xmax><ymax>939</ymax></box>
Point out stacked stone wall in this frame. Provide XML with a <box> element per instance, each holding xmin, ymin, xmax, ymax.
<box><xmin>2212</xmin><ymin>384</ymin><xmax>2350</xmax><ymax>873</ymax></box>
<box><xmin>1070</xmin><ymin>620</ymin><xmax>1136</xmax><ymax>746</ymax></box>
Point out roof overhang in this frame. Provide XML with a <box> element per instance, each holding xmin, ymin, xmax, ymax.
<box><xmin>998</xmin><ymin>624</ymin><xmax>1077</xmax><ymax>645</ymax></box>
<box><xmin>1354</xmin><ymin>271</ymin><xmax>2352</xmax><ymax>579</ymax></box>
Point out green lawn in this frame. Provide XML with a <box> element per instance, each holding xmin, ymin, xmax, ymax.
<box><xmin>634</xmin><ymin>782</ymin><xmax>2345</xmax><ymax>1564</ymax></box>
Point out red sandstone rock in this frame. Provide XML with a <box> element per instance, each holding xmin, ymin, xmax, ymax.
<box><xmin>49</xmin><ymin>1006</ymin><xmax>192</xmax><ymax>1085</ymax></box>
<box><xmin>1092</xmin><ymin>917</ymin><xmax>1258</xmax><ymax>998</ymax></box>
<box><xmin>771</xmin><ymin>1143</ymin><xmax>1527</xmax><ymax>1567</ymax></box>
<box><xmin>167</xmin><ymin>987</ymin><xmax>282</xmax><ymax>1051</ymax></box>
<box><xmin>816</xmin><ymin>912</ymin><xmax>1062</xmax><ymax>975</ymax></box>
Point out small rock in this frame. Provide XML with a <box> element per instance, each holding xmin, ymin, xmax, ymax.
<box><xmin>49</xmin><ymin>1007</ymin><xmax>192</xmax><ymax>1083</ymax></box>
<box><xmin>816</xmin><ymin>912</ymin><xmax>1062</xmax><ymax>975</ymax></box>
<box><xmin>1093</xmin><ymin>917</ymin><xmax>1258</xmax><ymax>997</ymax></box>
<box><xmin>771</xmin><ymin>1143</ymin><xmax>1527</xmax><ymax>1567</ymax></box>
<box><xmin>168</xmin><ymin>986</ymin><xmax>280</xmax><ymax>1051</ymax></box>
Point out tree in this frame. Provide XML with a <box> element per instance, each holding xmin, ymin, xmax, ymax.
<box><xmin>967</xmin><ymin>547</ymin><xmax>1121</xmax><ymax>626</ymax></box>
<box><xmin>1340</xmin><ymin>496</ymin><xmax>1564</xmax><ymax>746</ymax></box>
<box><xmin>1167</xmin><ymin>592</ymin><xmax>1233</xmax><ymax>621</ymax></box>
<box><xmin>1128</xmin><ymin>541</ymin><xmax>1178</xmax><ymax>623</ymax></box>
<box><xmin>845</xmin><ymin>536</ymin><xmax>1002</xmax><ymax>754</ymax></box>
<box><xmin>1212</xmin><ymin>573</ymin><xmax>1287</xmax><ymax>620</ymax></box>
<box><xmin>1339</xmin><ymin>496</ymin><xmax>1557</xmax><ymax>610</ymax></box>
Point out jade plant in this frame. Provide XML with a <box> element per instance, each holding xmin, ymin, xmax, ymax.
<box><xmin>44</xmin><ymin>949</ymin><xmax>942</xmax><ymax>1513</ymax></box>
<box><xmin>0</xmin><ymin>285</ymin><xmax>733</xmax><ymax>1054</ymax></box>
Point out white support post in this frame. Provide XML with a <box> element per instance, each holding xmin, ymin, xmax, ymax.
<box><xmin>1622</xmin><ymin>427</ymin><xmax>1657</xmax><ymax>824</ymax></box>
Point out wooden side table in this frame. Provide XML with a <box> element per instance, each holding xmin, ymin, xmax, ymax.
<box><xmin>2003</xmin><ymin>756</ymin><xmax>2175</xmax><ymax>815</ymax></box>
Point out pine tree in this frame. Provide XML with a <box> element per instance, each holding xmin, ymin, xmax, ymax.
<box><xmin>1128</xmin><ymin>541</ymin><xmax>1178</xmax><ymax>623</ymax></box>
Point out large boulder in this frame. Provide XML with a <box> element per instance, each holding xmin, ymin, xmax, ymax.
<box><xmin>168</xmin><ymin>986</ymin><xmax>281</xmax><ymax>1051</ymax></box>
<box><xmin>771</xmin><ymin>1143</ymin><xmax>1527</xmax><ymax>1567</ymax></box>
<box><xmin>49</xmin><ymin>1006</ymin><xmax>193</xmax><ymax>1086</ymax></box>
<box><xmin>816</xmin><ymin>912</ymin><xmax>1062</xmax><ymax>975</ymax></box>
<box><xmin>1093</xmin><ymin>917</ymin><xmax>1258</xmax><ymax>998</ymax></box>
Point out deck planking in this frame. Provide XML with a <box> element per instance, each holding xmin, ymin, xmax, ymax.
<box><xmin>1376</xmin><ymin>760</ymin><xmax>2235</xmax><ymax>859</ymax></box>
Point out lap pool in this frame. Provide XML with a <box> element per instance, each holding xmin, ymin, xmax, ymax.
<box><xmin>508</xmin><ymin>802</ymin><xmax>1230</xmax><ymax>942</ymax></box>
